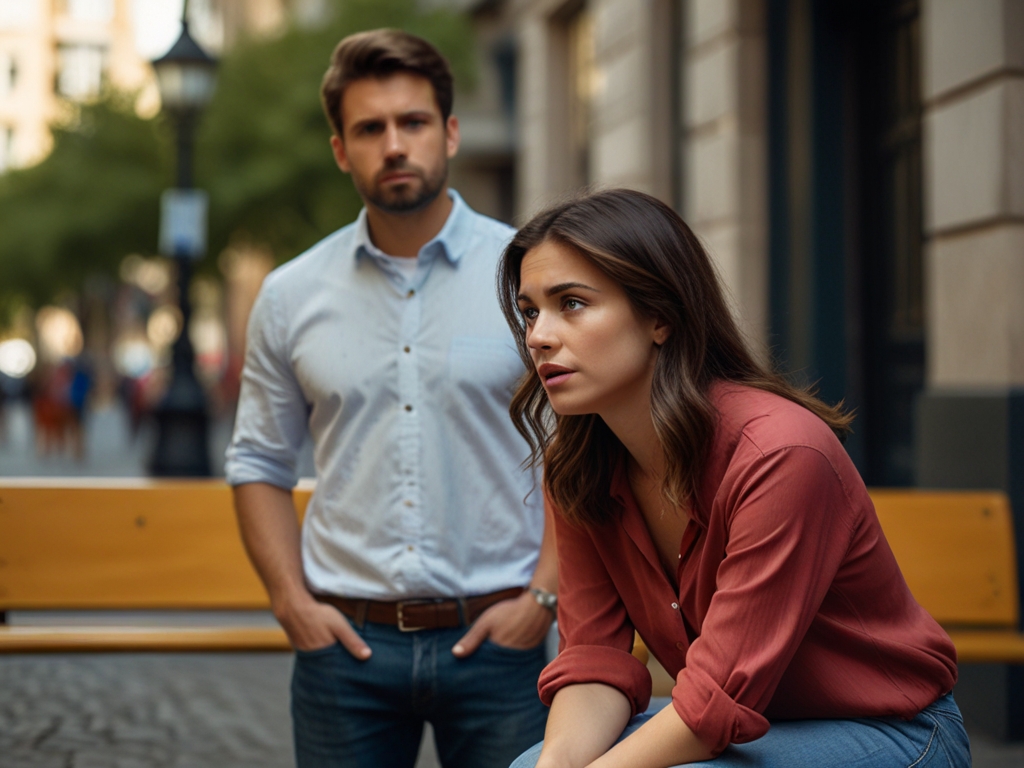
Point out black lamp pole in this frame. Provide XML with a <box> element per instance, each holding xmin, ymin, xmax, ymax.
<box><xmin>149</xmin><ymin>1</ymin><xmax>217</xmax><ymax>476</ymax></box>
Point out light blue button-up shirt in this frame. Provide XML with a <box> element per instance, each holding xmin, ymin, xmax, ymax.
<box><xmin>225</xmin><ymin>191</ymin><xmax>543</xmax><ymax>600</ymax></box>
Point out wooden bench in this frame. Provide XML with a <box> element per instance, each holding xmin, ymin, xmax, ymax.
<box><xmin>637</xmin><ymin>490</ymin><xmax>1024</xmax><ymax>675</ymax></box>
<box><xmin>2</xmin><ymin>482</ymin><xmax>1023</xmax><ymax>664</ymax></box>
<box><xmin>0</xmin><ymin>479</ymin><xmax>311</xmax><ymax>652</ymax></box>
<box><xmin>871</xmin><ymin>489</ymin><xmax>1024</xmax><ymax>664</ymax></box>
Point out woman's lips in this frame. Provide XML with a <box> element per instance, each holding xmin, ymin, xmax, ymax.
<box><xmin>538</xmin><ymin>363</ymin><xmax>575</xmax><ymax>387</ymax></box>
<box><xmin>544</xmin><ymin>371</ymin><xmax>573</xmax><ymax>386</ymax></box>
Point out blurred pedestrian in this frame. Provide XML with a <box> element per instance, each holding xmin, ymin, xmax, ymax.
<box><xmin>226</xmin><ymin>29</ymin><xmax>553</xmax><ymax>768</ymax></box>
<box><xmin>66</xmin><ymin>354</ymin><xmax>93</xmax><ymax>461</ymax></box>
<box><xmin>30</xmin><ymin>361</ymin><xmax>70</xmax><ymax>457</ymax></box>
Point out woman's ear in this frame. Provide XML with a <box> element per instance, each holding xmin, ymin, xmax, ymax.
<box><xmin>653</xmin><ymin>319</ymin><xmax>671</xmax><ymax>346</ymax></box>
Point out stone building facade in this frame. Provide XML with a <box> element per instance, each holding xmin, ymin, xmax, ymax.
<box><xmin>458</xmin><ymin>0</ymin><xmax>1024</xmax><ymax>740</ymax></box>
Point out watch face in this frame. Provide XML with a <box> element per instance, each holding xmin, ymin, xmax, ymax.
<box><xmin>531</xmin><ymin>588</ymin><xmax>556</xmax><ymax>609</ymax></box>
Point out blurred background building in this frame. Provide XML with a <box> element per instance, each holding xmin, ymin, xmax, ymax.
<box><xmin>0</xmin><ymin>0</ymin><xmax>1021</xmax><ymax>748</ymax></box>
<box><xmin>0</xmin><ymin>0</ymin><xmax>313</xmax><ymax>172</ymax></box>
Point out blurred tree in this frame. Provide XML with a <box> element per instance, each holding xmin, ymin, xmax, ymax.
<box><xmin>0</xmin><ymin>94</ymin><xmax>169</xmax><ymax>320</ymax></box>
<box><xmin>0</xmin><ymin>0</ymin><xmax>474</xmax><ymax>320</ymax></box>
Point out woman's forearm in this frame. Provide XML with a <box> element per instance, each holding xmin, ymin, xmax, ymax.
<box><xmin>590</xmin><ymin>701</ymin><xmax>714</xmax><ymax>768</ymax></box>
<box><xmin>534</xmin><ymin>684</ymin><xmax>632</xmax><ymax>768</ymax></box>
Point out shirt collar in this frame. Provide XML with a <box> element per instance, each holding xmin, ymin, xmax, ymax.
<box><xmin>354</xmin><ymin>189</ymin><xmax>470</xmax><ymax>266</ymax></box>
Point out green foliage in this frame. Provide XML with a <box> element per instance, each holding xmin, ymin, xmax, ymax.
<box><xmin>0</xmin><ymin>0</ymin><xmax>475</xmax><ymax>316</ymax></box>
<box><xmin>198</xmin><ymin>0</ymin><xmax>476</xmax><ymax>261</ymax></box>
<box><xmin>0</xmin><ymin>94</ymin><xmax>170</xmax><ymax>317</ymax></box>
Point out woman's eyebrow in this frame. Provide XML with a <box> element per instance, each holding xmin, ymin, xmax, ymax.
<box><xmin>544</xmin><ymin>281</ymin><xmax>600</xmax><ymax>297</ymax></box>
<box><xmin>516</xmin><ymin>281</ymin><xmax>601</xmax><ymax>303</ymax></box>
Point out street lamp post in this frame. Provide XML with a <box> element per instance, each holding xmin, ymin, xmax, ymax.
<box><xmin>149</xmin><ymin>3</ymin><xmax>217</xmax><ymax>477</ymax></box>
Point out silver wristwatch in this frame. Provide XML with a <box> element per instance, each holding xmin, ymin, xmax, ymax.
<box><xmin>529</xmin><ymin>587</ymin><xmax>557</xmax><ymax>612</ymax></box>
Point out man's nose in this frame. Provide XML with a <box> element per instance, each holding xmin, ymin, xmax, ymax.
<box><xmin>383</xmin><ymin>123</ymin><xmax>405</xmax><ymax>158</ymax></box>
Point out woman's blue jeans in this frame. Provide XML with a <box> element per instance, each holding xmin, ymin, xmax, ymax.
<box><xmin>510</xmin><ymin>693</ymin><xmax>970</xmax><ymax>768</ymax></box>
<box><xmin>291</xmin><ymin>620</ymin><xmax>548</xmax><ymax>768</ymax></box>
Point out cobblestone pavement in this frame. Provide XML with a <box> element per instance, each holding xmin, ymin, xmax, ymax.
<box><xmin>3</xmin><ymin>651</ymin><xmax>1024</xmax><ymax>768</ymax></box>
<box><xmin>0</xmin><ymin>654</ymin><xmax>442</xmax><ymax>768</ymax></box>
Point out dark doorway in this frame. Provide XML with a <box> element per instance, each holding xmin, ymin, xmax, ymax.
<box><xmin>768</xmin><ymin>0</ymin><xmax>924</xmax><ymax>486</ymax></box>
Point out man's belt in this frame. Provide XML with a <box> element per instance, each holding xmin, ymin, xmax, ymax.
<box><xmin>316</xmin><ymin>587</ymin><xmax>524</xmax><ymax>631</ymax></box>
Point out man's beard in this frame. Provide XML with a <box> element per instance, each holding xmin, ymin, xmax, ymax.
<box><xmin>358</xmin><ymin>157</ymin><xmax>448</xmax><ymax>214</ymax></box>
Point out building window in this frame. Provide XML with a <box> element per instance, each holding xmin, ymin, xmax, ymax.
<box><xmin>57</xmin><ymin>44</ymin><xmax>106</xmax><ymax>100</ymax></box>
<box><xmin>0</xmin><ymin>0</ymin><xmax>38</xmax><ymax>29</ymax></box>
<box><xmin>0</xmin><ymin>125</ymin><xmax>14</xmax><ymax>173</ymax></box>
<box><xmin>0</xmin><ymin>52</ymin><xmax>15</xmax><ymax>99</ymax></box>
<box><xmin>62</xmin><ymin>0</ymin><xmax>115</xmax><ymax>22</ymax></box>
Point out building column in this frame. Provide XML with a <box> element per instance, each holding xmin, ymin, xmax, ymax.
<box><xmin>917</xmin><ymin>0</ymin><xmax>1024</xmax><ymax>740</ymax></box>
<box><xmin>587</xmin><ymin>0</ymin><xmax>678</xmax><ymax>201</ymax></box>
<box><xmin>682</xmin><ymin>0</ymin><xmax>769</xmax><ymax>352</ymax></box>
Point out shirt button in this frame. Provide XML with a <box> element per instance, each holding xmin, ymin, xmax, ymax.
<box><xmin>670</xmin><ymin>602</ymin><xmax>679</xmax><ymax>610</ymax></box>
<box><xmin>403</xmin><ymin>500</ymin><xmax>414</xmax><ymax>507</ymax></box>
<box><xmin>407</xmin><ymin>545</ymin><xmax>415</xmax><ymax>551</ymax></box>
<box><xmin>676</xmin><ymin>642</ymin><xmax>686</xmax><ymax>650</ymax></box>
<box><xmin>407</xmin><ymin>289</ymin><xmax>415</xmax><ymax>298</ymax></box>
<box><xmin>404</xmin><ymin>404</ymin><xmax>413</xmax><ymax>412</ymax></box>
<box><xmin>403</xmin><ymin>346</ymin><xmax>411</xmax><ymax>353</ymax></box>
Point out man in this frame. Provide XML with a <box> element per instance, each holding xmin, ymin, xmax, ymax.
<box><xmin>225</xmin><ymin>29</ymin><xmax>555</xmax><ymax>768</ymax></box>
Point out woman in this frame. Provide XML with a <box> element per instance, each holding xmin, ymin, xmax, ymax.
<box><xmin>497</xmin><ymin>189</ymin><xmax>968</xmax><ymax>768</ymax></box>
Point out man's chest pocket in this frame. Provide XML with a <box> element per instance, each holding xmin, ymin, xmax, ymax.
<box><xmin>447</xmin><ymin>336</ymin><xmax>526</xmax><ymax>393</ymax></box>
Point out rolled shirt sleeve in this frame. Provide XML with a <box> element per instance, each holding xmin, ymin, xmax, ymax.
<box><xmin>539</xmin><ymin>506</ymin><xmax>653</xmax><ymax>717</ymax></box>
<box><xmin>671</xmin><ymin>443</ymin><xmax>857</xmax><ymax>755</ymax></box>
<box><xmin>224</xmin><ymin>279</ymin><xmax>309</xmax><ymax>489</ymax></box>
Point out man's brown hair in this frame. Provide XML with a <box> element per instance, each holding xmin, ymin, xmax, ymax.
<box><xmin>321</xmin><ymin>28</ymin><xmax>454</xmax><ymax>137</ymax></box>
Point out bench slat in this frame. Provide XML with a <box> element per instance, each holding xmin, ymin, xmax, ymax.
<box><xmin>946</xmin><ymin>630</ymin><xmax>1024</xmax><ymax>664</ymax></box>
<box><xmin>0</xmin><ymin>484</ymin><xmax>311</xmax><ymax>610</ymax></box>
<box><xmin>0</xmin><ymin>625</ymin><xmax>291</xmax><ymax>653</ymax></box>
<box><xmin>870</xmin><ymin>490</ymin><xmax>1019</xmax><ymax>627</ymax></box>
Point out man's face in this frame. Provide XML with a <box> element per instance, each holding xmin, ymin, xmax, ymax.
<box><xmin>330</xmin><ymin>72</ymin><xmax>459</xmax><ymax>214</ymax></box>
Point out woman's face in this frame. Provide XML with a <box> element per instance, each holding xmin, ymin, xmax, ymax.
<box><xmin>517</xmin><ymin>239</ymin><xmax>668</xmax><ymax>418</ymax></box>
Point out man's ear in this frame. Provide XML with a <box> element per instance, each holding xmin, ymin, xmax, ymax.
<box><xmin>330</xmin><ymin>134</ymin><xmax>351</xmax><ymax>173</ymax></box>
<box><xmin>445</xmin><ymin>115</ymin><xmax>460</xmax><ymax>160</ymax></box>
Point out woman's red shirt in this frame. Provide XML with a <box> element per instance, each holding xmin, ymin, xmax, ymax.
<box><xmin>538</xmin><ymin>383</ymin><xmax>957</xmax><ymax>756</ymax></box>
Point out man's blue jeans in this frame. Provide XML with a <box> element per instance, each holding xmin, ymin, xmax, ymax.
<box><xmin>292</xmin><ymin>620</ymin><xmax>548</xmax><ymax>768</ymax></box>
<box><xmin>510</xmin><ymin>693</ymin><xmax>970</xmax><ymax>768</ymax></box>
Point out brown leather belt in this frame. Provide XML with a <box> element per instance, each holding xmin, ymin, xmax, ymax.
<box><xmin>316</xmin><ymin>587</ymin><xmax>524</xmax><ymax>631</ymax></box>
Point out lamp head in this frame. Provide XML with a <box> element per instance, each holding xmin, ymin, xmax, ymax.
<box><xmin>152</xmin><ymin>21</ymin><xmax>218</xmax><ymax>115</ymax></box>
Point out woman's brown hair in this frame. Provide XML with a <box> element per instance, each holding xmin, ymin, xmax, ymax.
<box><xmin>497</xmin><ymin>189</ymin><xmax>853</xmax><ymax>527</ymax></box>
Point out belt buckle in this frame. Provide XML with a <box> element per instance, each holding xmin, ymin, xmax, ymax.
<box><xmin>396</xmin><ymin>599</ymin><xmax>433</xmax><ymax>632</ymax></box>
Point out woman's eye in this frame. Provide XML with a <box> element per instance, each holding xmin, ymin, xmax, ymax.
<box><xmin>521</xmin><ymin>307</ymin><xmax>538</xmax><ymax>321</ymax></box>
<box><xmin>564</xmin><ymin>298</ymin><xmax>583</xmax><ymax>311</ymax></box>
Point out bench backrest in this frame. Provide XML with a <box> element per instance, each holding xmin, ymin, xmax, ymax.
<box><xmin>0</xmin><ymin>483</ymin><xmax>1018</xmax><ymax>627</ymax></box>
<box><xmin>871</xmin><ymin>489</ymin><xmax>1019</xmax><ymax>628</ymax></box>
<box><xmin>0</xmin><ymin>481</ymin><xmax>311</xmax><ymax>610</ymax></box>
